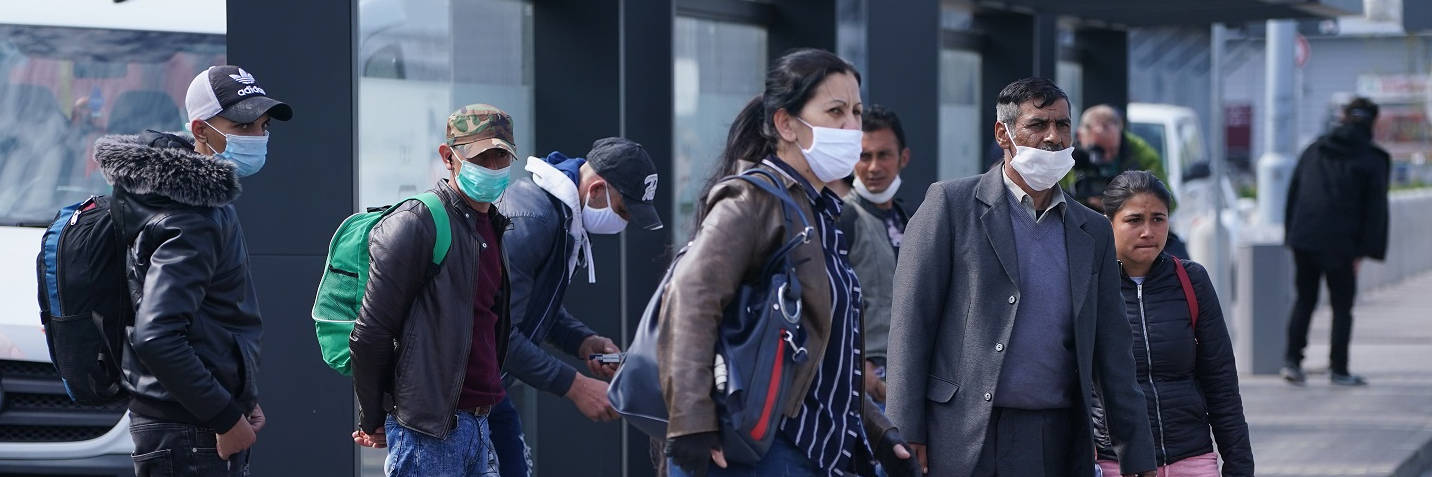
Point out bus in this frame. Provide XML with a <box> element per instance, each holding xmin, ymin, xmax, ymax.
<box><xmin>0</xmin><ymin>1</ymin><xmax>224</xmax><ymax>474</ymax></box>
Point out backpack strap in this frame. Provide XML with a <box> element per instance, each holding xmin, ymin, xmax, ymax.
<box><xmin>413</xmin><ymin>192</ymin><xmax>452</xmax><ymax>266</ymax></box>
<box><xmin>1172</xmin><ymin>257</ymin><xmax>1199</xmax><ymax>332</ymax></box>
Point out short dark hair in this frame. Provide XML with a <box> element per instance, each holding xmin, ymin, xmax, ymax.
<box><xmin>1343</xmin><ymin>97</ymin><xmax>1379</xmax><ymax>126</ymax></box>
<box><xmin>1102</xmin><ymin>170</ymin><xmax>1174</xmax><ymax>219</ymax></box>
<box><xmin>996</xmin><ymin>77</ymin><xmax>1069</xmax><ymax>125</ymax></box>
<box><xmin>861</xmin><ymin>104</ymin><xmax>906</xmax><ymax>150</ymax></box>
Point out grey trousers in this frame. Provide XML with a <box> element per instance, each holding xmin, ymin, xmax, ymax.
<box><xmin>970</xmin><ymin>407</ymin><xmax>1086</xmax><ymax>477</ymax></box>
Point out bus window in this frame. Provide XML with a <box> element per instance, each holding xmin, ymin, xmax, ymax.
<box><xmin>0</xmin><ymin>25</ymin><xmax>225</xmax><ymax>226</ymax></box>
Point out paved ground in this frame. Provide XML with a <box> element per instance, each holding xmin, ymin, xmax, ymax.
<box><xmin>356</xmin><ymin>271</ymin><xmax>1432</xmax><ymax>477</ymax></box>
<box><xmin>1241</xmin><ymin>270</ymin><xmax>1432</xmax><ymax>477</ymax></box>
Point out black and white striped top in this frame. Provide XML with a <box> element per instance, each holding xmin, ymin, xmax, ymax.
<box><xmin>764</xmin><ymin>158</ymin><xmax>871</xmax><ymax>475</ymax></box>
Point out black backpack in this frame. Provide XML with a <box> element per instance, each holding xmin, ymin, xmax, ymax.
<box><xmin>36</xmin><ymin>194</ymin><xmax>132</xmax><ymax>405</ymax></box>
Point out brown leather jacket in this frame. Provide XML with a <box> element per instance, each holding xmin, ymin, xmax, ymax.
<box><xmin>657</xmin><ymin>161</ymin><xmax>894</xmax><ymax>444</ymax></box>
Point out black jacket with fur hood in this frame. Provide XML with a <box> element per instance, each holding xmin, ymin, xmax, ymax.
<box><xmin>96</xmin><ymin>130</ymin><xmax>260</xmax><ymax>434</ymax></box>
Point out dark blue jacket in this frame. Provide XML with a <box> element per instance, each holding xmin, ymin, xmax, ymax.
<box><xmin>1093</xmin><ymin>254</ymin><xmax>1254</xmax><ymax>476</ymax></box>
<box><xmin>495</xmin><ymin>176</ymin><xmax>596</xmax><ymax>396</ymax></box>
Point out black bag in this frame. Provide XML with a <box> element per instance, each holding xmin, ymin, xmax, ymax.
<box><xmin>36</xmin><ymin>195</ymin><xmax>132</xmax><ymax>405</ymax></box>
<box><xmin>609</xmin><ymin>168</ymin><xmax>812</xmax><ymax>464</ymax></box>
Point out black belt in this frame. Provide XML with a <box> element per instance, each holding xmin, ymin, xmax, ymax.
<box><xmin>459</xmin><ymin>405</ymin><xmax>493</xmax><ymax>417</ymax></box>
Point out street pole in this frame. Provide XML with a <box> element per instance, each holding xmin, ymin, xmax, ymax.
<box><xmin>1259</xmin><ymin>19</ymin><xmax>1298</xmax><ymax>226</ymax></box>
<box><xmin>1209</xmin><ymin>22</ymin><xmax>1231</xmax><ymax>314</ymax></box>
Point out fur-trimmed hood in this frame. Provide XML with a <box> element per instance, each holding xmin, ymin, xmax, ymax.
<box><xmin>96</xmin><ymin>132</ymin><xmax>241</xmax><ymax>207</ymax></box>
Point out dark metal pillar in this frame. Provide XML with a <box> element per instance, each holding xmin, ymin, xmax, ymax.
<box><xmin>534</xmin><ymin>0</ymin><xmax>673</xmax><ymax>475</ymax></box>
<box><xmin>225</xmin><ymin>0</ymin><xmax>358</xmax><ymax>475</ymax></box>
<box><xmin>1076</xmin><ymin>27</ymin><xmax>1129</xmax><ymax>117</ymax></box>
<box><xmin>867</xmin><ymin>0</ymin><xmax>939</xmax><ymax>210</ymax></box>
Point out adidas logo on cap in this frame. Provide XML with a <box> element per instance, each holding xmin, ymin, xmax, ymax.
<box><xmin>229</xmin><ymin>68</ymin><xmax>257</xmax><ymax>85</ymax></box>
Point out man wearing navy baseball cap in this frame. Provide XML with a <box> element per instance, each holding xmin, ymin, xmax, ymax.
<box><xmin>485</xmin><ymin>137</ymin><xmax>662</xmax><ymax>477</ymax></box>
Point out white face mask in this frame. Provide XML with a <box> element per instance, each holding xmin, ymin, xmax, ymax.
<box><xmin>582</xmin><ymin>186</ymin><xmax>628</xmax><ymax>235</ymax></box>
<box><xmin>1005</xmin><ymin>126</ymin><xmax>1074</xmax><ymax>191</ymax></box>
<box><xmin>796</xmin><ymin>117</ymin><xmax>863</xmax><ymax>183</ymax></box>
<box><xmin>854</xmin><ymin>175</ymin><xmax>901</xmax><ymax>204</ymax></box>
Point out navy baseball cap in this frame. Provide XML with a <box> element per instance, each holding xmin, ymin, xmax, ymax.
<box><xmin>586</xmin><ymin>138</ymin><xmax>662</xmax><ymax>230</ymax></box>
<box><xmin>185</xmin><ymin>65</ymin><xmax>293</xmax><ymax>124</ymax></box>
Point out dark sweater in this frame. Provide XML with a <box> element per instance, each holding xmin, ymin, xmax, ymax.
<box><xmin>994</xmin><ymin>192</ymin><xmax>1077</xmax><ymax>409</ymax></box>
<box><xmin>458</xmin><ymin>211</ymin><xmax>506</xmax><ymax>408</ymax></box>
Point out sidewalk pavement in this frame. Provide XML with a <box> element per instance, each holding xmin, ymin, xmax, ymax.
<box><xmin>1240</xmin><ymin>269</ymin><xmax>1432</xmax><ymax>477</ymax></box>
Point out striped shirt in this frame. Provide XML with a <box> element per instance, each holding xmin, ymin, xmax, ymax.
<box><xmin>763</xmin><ymin>158</ymin><xmax>870</xmax><ymax>475</ymax></box>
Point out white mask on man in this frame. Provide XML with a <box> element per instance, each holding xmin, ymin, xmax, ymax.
<box><xmin>582</xmin><ymin>186</ymin><xmax>628</xmax><ymax>235</ymax></box>
<box><xmin>1005</xmin><ymin>126</ymin><xmax>1074</xmax><ymax>191</ymax></box>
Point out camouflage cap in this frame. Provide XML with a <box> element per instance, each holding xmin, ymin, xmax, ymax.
<box><xmin>445</xmin><ymin>104</ymin><xmax>515</xmax><ymax>158</ymax></box>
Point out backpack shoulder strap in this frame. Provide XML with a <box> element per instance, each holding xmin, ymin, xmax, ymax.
<box><xmin>414</xmin><ymin>192</ymin><xmax>451</xmax><ymax>265</ymax></box>
<box><xmin>1172</xmin><ymin>257</ymin><xmax>1198</xmax><ymax>331</ymax></box>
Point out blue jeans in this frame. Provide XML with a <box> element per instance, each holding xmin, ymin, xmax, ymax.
<box><xmin>487</xmin><ymin>395</ymin><xmax>531</xmax><ymax>477</ymax></box>
<box><xmin>667</xmin><ymin>434</ymin><xmax>823</xmax><ymax>477</ymax></box>
<box><xmin>129</xmin><ymin>412</ymin><xmax>250</xmax><ymax>477</ymax></box>
<box><xmin>384</xmin><ymin>412</ymin><xmax>499</xmax><ymax>477</ymax></box>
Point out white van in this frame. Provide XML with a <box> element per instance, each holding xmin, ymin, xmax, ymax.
<box><xmin>1126</xmin><ymin>103</ymin><xmax>1242</xmax><ymax>266</ymax></box>
<box><xmin>0</xmin><ymin>1</ymin><xmax>225</xmax><ymax>474</ymax></box>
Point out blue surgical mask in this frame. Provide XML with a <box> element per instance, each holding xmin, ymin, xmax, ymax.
<box><xmin>203</xmin><ymin>120</ymin><xmax>268</xmax><ymax>177</ymax></box>
<box><xmin>455</xmin><ymin>160</ymin><xmax>511</xmax><ymax>203</ymax></box>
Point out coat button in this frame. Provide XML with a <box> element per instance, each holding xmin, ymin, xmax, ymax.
<box><xmin>1008</xmin><ymin>295</ymin><xmax>1017</xmax><ymax>304</ymax></box>
<box><xmin>995</xmin><ymin>343</ymin><xmax>1004</xmax><ymax>352</ymax></box>
<box><xmin>984</xmin><ymin>392</ymin><xmax>992</xmax><ymax>401</ymax></box>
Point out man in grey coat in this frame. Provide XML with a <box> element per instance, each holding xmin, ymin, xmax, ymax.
<box><xmin>886</xmin><ymin>77</ymin><xmax>1156</xmax><ymax>477</ymax></box>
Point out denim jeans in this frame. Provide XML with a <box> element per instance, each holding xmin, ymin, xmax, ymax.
<box><xmin>385</xmin><ymin>412</ymin><xmax>499</xmax><ymax>477</ymax></box>
<box><xmin>667</xmin><ymin>434</ymin><xmax>823</xmax><ymax>477</ymax></box>
<box><xmin>487</xmin><ymin>395</ymin><xmax>531</xmax><ymax>477</ymax></box>
<box><xmin>129</xmin><ymin>411</ymin><xmax>250</xmax><ymax>477</ymax></box>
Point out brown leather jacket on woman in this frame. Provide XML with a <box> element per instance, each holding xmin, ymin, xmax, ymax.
<box><xmin>657</xmin><ymin>161</ymin><xmax>893</xmax><ymax>443</ymax></box>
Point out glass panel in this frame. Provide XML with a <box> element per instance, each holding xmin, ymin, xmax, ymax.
<box><xmin>0</xmin><ymin>25</ymin><xmax>225</xmax><ymax>226</ymax></box>
<box><xmin>938</xmin><ymin>48</ymin><xmax>982</xmax><ymax>180</ymax></box>
<box><xmin>357</xmin><ymin>0</ymin><xmax>534</xmax><ymax>210</ymax></box>
<box><xmin>356</xmin><ymin>0</ymin><xmax>533</xmax><ymax>474</ymax></box>
<box><xmin>1057</xmin><ymin>60</ymin><xmax>1083</xmax><ymax>130</ymax></box>
<box><xmin>672</xmin><ymin>16</ymin><xmax>767</xmax><ymax>244</ymax></box>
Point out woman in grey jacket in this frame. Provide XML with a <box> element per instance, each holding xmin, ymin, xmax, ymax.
<box><xmin>1094</xmin><ymin>171</ymin><xmax>1254</xmax><ymax>477</ymax></box>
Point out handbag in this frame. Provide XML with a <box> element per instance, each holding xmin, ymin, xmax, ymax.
<box><xmin>609</xmin><ymin>168</ymin><xmax>813</xmax><ymax>464</ymax></box>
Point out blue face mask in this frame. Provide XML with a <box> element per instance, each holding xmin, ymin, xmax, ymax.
<box><xmin>204</xmin><ymin>120</ymin><xmax>268</xmax><ymax>177</ymax></box>
<box><xmin>455</xmin><ymin>160</ymin><xmax>511</xmax><ymax>203</ymax></box>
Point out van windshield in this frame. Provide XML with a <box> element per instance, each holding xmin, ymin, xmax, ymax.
<box><xmin>0</xmin><ymin>25</ymin><xmax>225</xmax><ymax>226</ymax></box>
<box><xmin>1127</xmin><ymin>122</ymin><xmax>1167</xmax><ymax>163</ymax></box>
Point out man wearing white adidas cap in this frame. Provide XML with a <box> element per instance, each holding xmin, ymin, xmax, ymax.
<box><xmin>103</xmin><ymin>64</ymin><xmax>290</xmax><ymax>477</ymax></box>
<box><xmin>186</xmin><ymin>65</ymin><xmax>294</xmax><ymax>176</ymax></box>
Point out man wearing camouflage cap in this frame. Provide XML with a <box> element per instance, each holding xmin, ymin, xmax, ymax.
<box><xmin>488</xmin><ymin>137</ymin><xmax>662</xmax><ymax>476</ymax></box>
<box><xmin>351</xmin><ymin>104</ymin><xmax>517</xmax><ymax>476</ymax></box>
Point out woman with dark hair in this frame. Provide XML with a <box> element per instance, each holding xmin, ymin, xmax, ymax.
<box><xmin>656</xmin><ymin>48</ymin><xmax>919</xmax><ymax>477</ymax></box>
<box><xmin>1093</xmin><ymin>170</ymin><xmax>1254</xmax><ymax>477</ymax></box>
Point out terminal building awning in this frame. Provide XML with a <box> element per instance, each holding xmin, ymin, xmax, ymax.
<box><xmin>989</xmin><ymin>0</ymin><xmax>1363</xmax><ymax>28</ymax></box>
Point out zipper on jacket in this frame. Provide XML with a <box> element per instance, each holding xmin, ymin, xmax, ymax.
<box><xmin>1137</xmin><ymin>283</ymin><xmax>1172</xmax><ymax>469</ymax></box>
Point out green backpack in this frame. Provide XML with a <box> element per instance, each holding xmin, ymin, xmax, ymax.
<box><xmin>312</xmin><ymin>192</ymin><xmax>451</xmax><ymax>376</ymax></box>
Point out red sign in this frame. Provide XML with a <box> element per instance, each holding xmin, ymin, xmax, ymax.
<box><xmin>1225</xmin><ymin>103</ymin><xmax>1253</xmax><ymax>162</ymax></box>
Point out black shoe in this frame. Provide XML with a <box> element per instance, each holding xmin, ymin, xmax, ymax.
<box><xmin>1281</xmin><ymin>363</ymin><xmax>1306</xmax><ymax>385</ymax></box>
<box><xmin>1330</xmin><ymin>372</ymin><xmax>1368</xmax><ymax>386</ymax></box>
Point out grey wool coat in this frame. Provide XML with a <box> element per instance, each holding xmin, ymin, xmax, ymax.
<box><xmin>885</xmin><ymin>166</ymin><xmax>1156</xmax><ymax>477</ymax></box>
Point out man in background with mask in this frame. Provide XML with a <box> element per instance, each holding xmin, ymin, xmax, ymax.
<box><xmin>886</xmin><ymin>77</ymin><xmax>1156</xmax><ymax>477</ymax></box>
<box><xmin>350</xmin><ymin>104</ymin><xmax>515</xmax><ymax>477</ymax></box>
<box><xmin>837</xmin><ymin>105</ymin><xmax>911</xmax><ymax>415</ymax></box>
<box><xmin>97</xmin><ymin>64</ymin><xmax>291</xmax><ymax>475</ymax></box>
<box><xmin>488</xmin><ymin>137</ymin><xmax>662</xmax><ymax>477</ymax></box>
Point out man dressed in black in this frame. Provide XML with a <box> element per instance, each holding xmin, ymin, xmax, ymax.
<box><xmin>1281</xmin><ymin>97</ymin><xmax>1390</xmax><ymax>387</ymax></box>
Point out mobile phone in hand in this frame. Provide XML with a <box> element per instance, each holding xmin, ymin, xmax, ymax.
<box><xmin>588</xmin><ymin>353</ymin><xmax>625</xmax><ymax>364</ymax></box>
